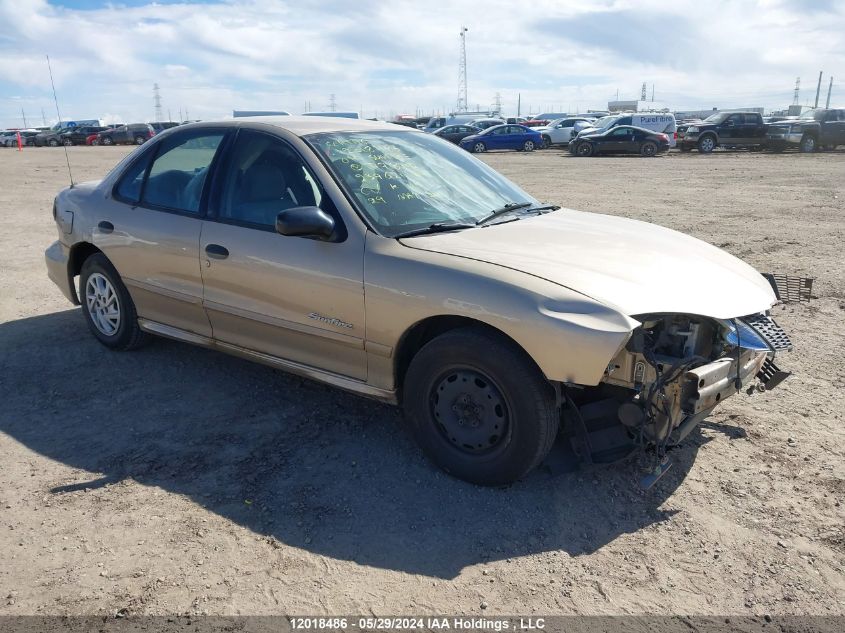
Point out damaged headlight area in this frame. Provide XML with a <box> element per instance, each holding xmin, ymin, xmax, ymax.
<box><xmin>563</xmin><ymin>313</ymin><xmax>792</xmax><ymax>476</ymax></box>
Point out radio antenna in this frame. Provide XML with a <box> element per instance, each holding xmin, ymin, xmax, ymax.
<box><xmin>46</xmin><ymin>54</ymin><xmax>74</xmax><ymax>188</ymax></box>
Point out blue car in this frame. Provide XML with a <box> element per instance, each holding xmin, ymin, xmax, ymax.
<box><xmin>459</xmin><ymin>124</ymin><xmax>543</xmax><ymax>153</ymax></box>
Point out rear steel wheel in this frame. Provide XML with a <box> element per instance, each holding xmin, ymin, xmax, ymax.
<box><xmin>523</xmin><ymin>140</ymin><xmax>535</xmax><ymax>152</ymax></box>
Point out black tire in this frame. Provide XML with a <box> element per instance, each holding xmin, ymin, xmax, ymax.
<box><xmin>640</xmin><ymin>141</ymin><xmax>658</xmax><ymax>157</ymax></box>
<box><xmin>134</xmin><ymin>135</ymin><xmax>146</xmax><ymax>145</ymax></box>
<box><xmin>523</xmin><ymin>140</ymin><xmax>535</xmax><ymax>152</ymax></box>
<box><xmin>697</xmin><ymin>134</ymin><xmax>716</xmax><ymax>153</ymax></box>
<box><xmin>541</xmin><ymin>135</ymin><xmax>551</xmax><ymax>149</ymax></box>
<box><xmin>48</xmin><ymin>138</ymin><xmax>59</xmax><ymax>147</ymax></box>
<box><xmin>79</xmin><ymin>253</ymin><xmax>147</xmax><ymax>351</ymax></box>
<box><xmin>101</xmin><ymin>136</ymin><xmax>114</xmax><ymax>146</ymax></box>
<box><xmin>62</xmin><ymin>138</ymin><xmax>73</xmax><ymax>146</ymax></box>
<box><xmin>800</xmin><ymin>134</ymin><xmax>816</xmax><ymax>153</ymax></box>
<box><xmin>402</xmin><ymin>327</ymin><xmax>559</xmax><ymax>486</ymax></box>
<box><xmin>575</xmin><ymin>141</ymin><xmax>593</xmax><ymax>157</ymax></box>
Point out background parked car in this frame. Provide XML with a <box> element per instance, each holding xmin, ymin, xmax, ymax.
<box><xmin>97</xmin><ymin>123</ymin><xmax>155</xmax><ymax>146</ymax></box>
<box><xmin>536</xmin><ymin>117</ymin><xmax>596</xmax><ymax>148</ymax></box>
<box><xmin>433</xmin><ymin>124</ymin><xmax>482</xmax><ymax>144</ymax></box>
<box><xmin>575</xmin><ymin>113</ymin><xmax>678</xmax><ymax>148</ymax></box>
<box><xmin>0</xmin><ymin>130</ymin><xmax>35</xmax><ymax>147</ymax></box>
<box><xmin>570</xmin><ymin>125</ymin><xmax>670</xmax><ymax>157</ymax></box>
<box><xmin>679</xmin><ymin>111</ymin><xmax>767</xmax><ymax>153</ymax></box>
<box><xmin>59</xmin><ymin>126</ymin><xmax>108</xmax><ymax>146</ymax></box>
<box><xmin>469</xmin><ymin>118</ymin><xmax>506</xmax><ymax>130</ymax></box>
<box><xmin>149</xmin><ymin>122</ymin><xmax>180</xmax><ymax>134</ymax></box>
<box><xmin>459</xmin><ymin>124</ymin><xmax>543</xmax><ymax>153</ymax></box>
<box><xmin>766</xmin><ymin>108</ymin><xmax>845</xmax><ymax>152</ymax></box>
<box><xmin>34</xmin><ymin>125</ymin><xmax>69</xmax><ymax>147</ymax></box>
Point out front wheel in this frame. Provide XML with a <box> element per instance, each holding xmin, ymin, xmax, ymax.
<box><xmin>472</xmin><ymin>142</ymin><xmax>486</xmax><ymax>153</ymax></box>
<box><xmin>523</xmin><ymin>140</ymin><xmax>536</xmax><ymax>152</ymax></box>
<box><xmin>62</xmin><ymin>138</ymin><xmax>73</xmax><ymax>146</ymax></box>
<box><xmin>101</xmin><ymin>136</ymin><xmax>114</xmax><ymax>146</ymax></box>
<box><xmin>541</xmin><ymin>135</ymin><xmax>551</xmax><ymax>149</ymax></box>
<box><xmin>640</xmin><ymin>141</ymin><xmax>658</xmax><ymax>157</ymax></box>
<box><xmin>80</xmin><ymin>253</ymin><xmax>147</xmax><ymax>351</ymax></box>
<box><xmin>575</xmin><ymin>141</ymin><xmax>593</xmax><ymax>157</ymax></box>
<box><xmin>800</xmin><ymin>134</ymin><xmax>816</xmax><ymax>153</ymax></box>
<box><xmin>48</xmin><ymin>139</ymin><xmax>59</xmax><ymax>147</ymax></box>
<box><xmin>402</xmin><ymin>327</ymin><xmax>559</xmax><ymax>486</ymax></box>
<box><xmin>134</xmin><ymin>136</ymin><xmax>146</xmax><ymax>145</ymax></box>
<box><xmin>697</xmin><ymin>135</ymin><xmax>716</xmax><ymax>153</ymax></box>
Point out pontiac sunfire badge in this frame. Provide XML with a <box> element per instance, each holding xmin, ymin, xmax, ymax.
<box><xmin>308</xmin><ymin>312</ymin><xmax>353</xmax><ymax>329</ymax></box>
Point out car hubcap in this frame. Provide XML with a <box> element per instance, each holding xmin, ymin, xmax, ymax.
<box><xmin>525</xmin><ymin>141</ymin><xmax>534</xmax><ymax>151</ymax></box>
<box><xmin>431</xmin><ymin>369</ymin><xmax>509</xmax><ymax>454</ymax></box>
<box><xmin>474</xmin><ymin>143</ymin><xmax>485</xmax><ymax>152</ymax></box>
<box><xmin>578</xmin><ymin>144</ymin><xmax>591</xmax><ymax>156</ymax></box>
<box><xmin>804</xmin><ymin>138</ymin><xmax>815</xmax><ymax>151</ymax></box>
<box><xmin>86</xmin><ymin>273</ymin><xmax>121</xmax><ymax>336</ymax></box>
<box><xmin>701</xmin><ymin>138</ymin><xmax>714</xmax><ymax>152</ymax></box>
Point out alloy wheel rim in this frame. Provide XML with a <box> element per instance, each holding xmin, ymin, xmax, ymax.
<box><xmin>430</xmin><ymin>368</ymin><xmax>510</xmax><ymax>455</ymax></box>
<box><xmin>643</xmin><ymin>143</ymin><xmax>656</xmax><ymax>156</ymax></box>
<box><xmin>525</xmin><ymin>141</ymin><xmax>534</xmax><ymax>151</ymax></box>
<box><xmin>474</xmin><ymin>143</ymin><xmax>485</xmax><ymax>152</ymax></box>
<box><xmin>701</xmin><ymin>138</ymin><xmax>714</xmax><ymax>152</ymax></box>
<box><xmin>85</xmin><ymin>273</ymin><xmax>121</xmax><ymax>336</ymax></box>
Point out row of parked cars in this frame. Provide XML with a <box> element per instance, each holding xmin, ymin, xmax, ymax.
<box><xmin>425</xmin><ymin>112</ymin><xmax>678</xmax><ymax>157</ymax></box>
<box><xmin>0</xmin><ymin>122</ymin><xmax>181</xmax><ymax>148</ymax></box>
<box><xmin>425</xmin><ymin>107</ymin><xmax>845</xmax><ymax>157</ymax></box>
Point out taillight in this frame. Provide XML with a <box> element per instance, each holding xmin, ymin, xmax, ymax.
<box><xmin>673</xmin><ymin>132</ymin><xmax>678</xmax><ymax>139</ymax></box>
<box><xmin>148</xmin><ymin>130</ymin><xmax>154</xmax><ymax>138</ymax></box>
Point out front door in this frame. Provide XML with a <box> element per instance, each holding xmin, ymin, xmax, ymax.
<box><xmin>97</xmin><ymin>128</ymin><xmax>228</xmax><ymax>336</ymax></box>
<box><xmin>199</xmin><ymin>129</ymin><xmax>367</xmax><ymax>380</ymax></box>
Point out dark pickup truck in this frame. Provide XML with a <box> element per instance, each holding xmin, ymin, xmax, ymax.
<box><xmin>766</xmin><ymin>108</ymin><xmax>845</xmax><ymax>152</ymax></box>
<box><xmin>679</xmin><ymin>111</ymin><xmax>767</xmax><ymax>153</ymax></box>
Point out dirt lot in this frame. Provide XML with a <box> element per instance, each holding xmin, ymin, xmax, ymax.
<box><xmin>1</xmin><ymin>146</ymin><xmax>843</xmax><ymax>617</ymax></box>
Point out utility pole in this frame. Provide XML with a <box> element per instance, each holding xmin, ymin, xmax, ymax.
<box><xmin>825</xmin><ymin>77</ymin><xmax>833</xmax><ymax>108</ymax></box>
<box><xmin>517</xmin><ymin>93</ymin><xmax>521</xmax><ymax>117</ymax></box>
<box><xmin>41</xmin><ymin>108</ymin><xmax>47</xmax><ymax>126</ymax></box>
<box><xmin>651</xmin><ymin>84</ymin><xmax>655</xmax><ymax>101</ymax></box>
<box><xmin>457</xmin><ymin>26</ymin><xmax>468</xmax><ymax>112</ymax></box>
<box><xmin>153</xmin><ymin>83</ymin><xmax>163</xmax><ymax>122</ymax></box>
<box><xmin>21</xmin><ymin>108</ymin><xmax>27</xmax><ymax>128</ymax></box>
<box><xmin>641</xmin><ymin>82</ymin><xmax>647</xmax><ymax>101</ymax></box>
<box><xmin>493</xmin><ymin>92</ymin><xmax>502</xmax><ymax>115</ymax></box>
<box><xmin>168</xmin><ymin>108</ymin><xmax>172</xmax><ymax>123</ymax></box>
<box><xmin>329</xmin><ymin>94</ymin><xmax>336</xmax><ymax>112</ymax></box>
<box><xmin>814</xmin><ymin>71</ymin><xmax>823</xmax><ymax>108</ymax></box>
<box><xmin>793</xmin><ymin>77</ymin><xmax>801</xmax><ymax>105</ymax></box>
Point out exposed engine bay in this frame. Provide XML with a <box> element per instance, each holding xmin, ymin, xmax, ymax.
<box><xmin>563</xmin><ymin>312</ymin><xmax>792</xmax><ymax>482</ymax></box>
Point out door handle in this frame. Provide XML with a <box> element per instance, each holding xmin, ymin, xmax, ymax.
<box><xmin>97</xmin><ymin>221</ymin><xmax>114</xmax><ymax>234</ymax></box>
<box><xmin>205</xmin><ymin>244</ymin><xmax>229</xmax><ymax>260</ymax></box>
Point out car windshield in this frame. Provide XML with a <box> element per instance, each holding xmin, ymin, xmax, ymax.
<box><xmin>703</xmin><ymin>112</ymin><xmax>729</xmax><ymax>123</ymax></box>
<box><xmin>307</xmin><ymin>130</ymin><xmax>539</xmax><ymax>237</ymax></box>
<box><xmin>593</xmin><ymin>115</ymin><xmax>619</xmax><ymax>129</ymax></box>
<box><xmin>798</xmin><ymin>109</ymin><xmax>824</xmax><ymax>121</ymax></box>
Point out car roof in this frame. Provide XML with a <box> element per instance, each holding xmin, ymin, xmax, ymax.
<box><xmin>183</xmin><ymin>115</ymin><xmax>414</xmax><ymax>136</ymax></box>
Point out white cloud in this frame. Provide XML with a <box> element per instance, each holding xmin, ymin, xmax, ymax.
<box><xmin>0</xmin><ymin>0</ymin><xmax>842</xmax><ymax>127</ymax></box>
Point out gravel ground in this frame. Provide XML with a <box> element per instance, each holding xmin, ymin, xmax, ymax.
<box><xmin>0</xmin><ymin>145</ymin><xmax>843</xmax><ymax>617</ymax></box>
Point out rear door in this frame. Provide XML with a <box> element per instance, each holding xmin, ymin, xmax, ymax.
<box><xmin>96</xmin><ymin>127</ymin><xmax>228</xmax><ymax>336</ymax></box>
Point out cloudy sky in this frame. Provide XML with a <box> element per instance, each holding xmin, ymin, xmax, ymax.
<box><xmin>0</xmin><ymin>0</ymin><xmax>842</xmax><ymax>128</ymax></box>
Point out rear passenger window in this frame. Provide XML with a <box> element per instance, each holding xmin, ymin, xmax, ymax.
<box><xmin>142</xmin><ymin>132</ymin><xmax>225</xmax><ymax>214</ymax></box>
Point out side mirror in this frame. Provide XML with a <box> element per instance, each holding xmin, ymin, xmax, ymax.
<box><xmin>276</xmin><ymin>206</ymin><xmax>335</xmax><ymax>240</ymax></box>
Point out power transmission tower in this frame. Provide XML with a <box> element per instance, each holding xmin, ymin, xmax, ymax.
<box><xmin>153</xmin><ymin>83</ymin><xmax>163</xmax><ymax>122</ymax></box>
<box><xmin>826</xmin><ymin>77</ymin><xmax>834</xmax><ymax>108</ymax></box>
<box><xmin>457</xmin><ymin>26</ymin><xmax>468</xmax><ymax>112</ymax></box>
<box><xmin>493</xmin><ymin>92</ymin><xmax>502</xmax><ymax>115</ymax></box>
<box><xmin>329</xmin><ymin>94</ymin><xmax>336</xmax><ymax>112</ymax></box>
<box><xmin>793</xmin><ymin>77</ymin><xmax>800</xmax><ymax>105</ymax></box>
<box><xmin>641</xmin><ymin>82</ymin><xmax>647</xmax><ymax>101</ymax></box>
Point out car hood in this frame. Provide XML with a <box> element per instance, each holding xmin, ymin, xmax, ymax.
<box><xmin>399</xmin><ymin>209</ymin><xmax>776</xmax><ymax>320</ymax></box>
